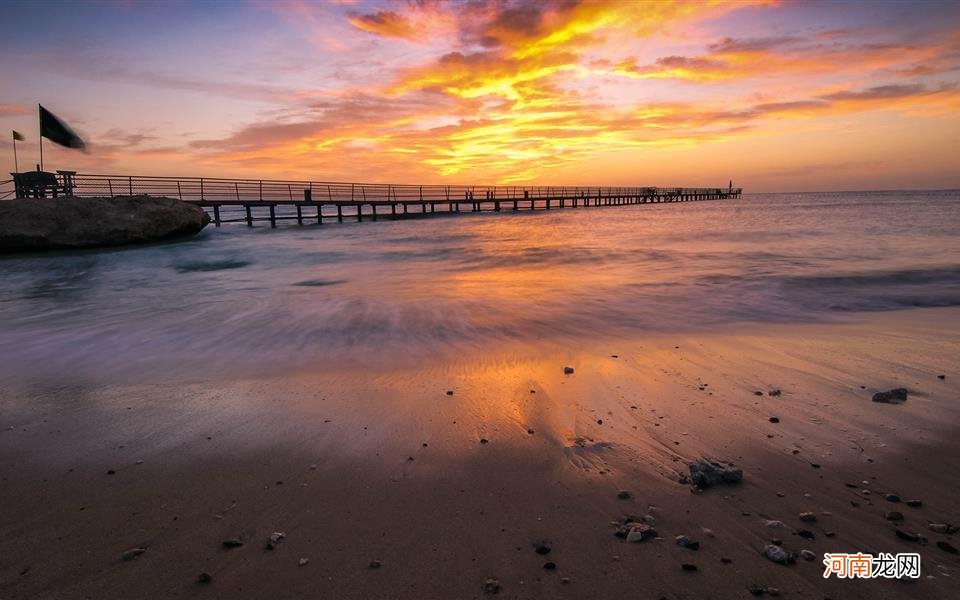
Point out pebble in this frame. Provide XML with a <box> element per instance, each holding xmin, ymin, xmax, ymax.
<box><xmin>797</xmin><ymin>529</ymin><xmax>815</xmax><ymax>540</ymax></box>
<box><xmin>479</xmin><ymin>438</ymin><xmax>489</xmax><ymax>444</ymax></box>
<box><xmin>561</xmin><ymin>577</ymin><xmax>571</xmax><ymax>585</ymax></box>
<box><xmin>197</xmin><ymin>572</ymin><xmax>212</xmax><ymax>584</ymax></box>
<box><xmin>266</xmin><ymin>531</ymin><xmax>286</xmax><ymax>550</ymax></box>
<box><xmin>768</xmin><ymin>389</ymin><xmax>782</xmax><ymax>397</ymax></box>
<box><xmin>763</xmin><ymin>544</ymin><xmax>795</xmax><ymax>565</ymax></box>
<box><xmin>884</xmin><ymin>511</ymin><xmax>904</xmax><ymax>521</ymax></box>
<box><xmin>769</xmin><ymin>417</ymin><xmax>780</xmax><ymax>423</ymax></box>
<box><xmin>937</xmin><ymin>541</ymin><xmax>958</xmax><ymax>554</ymax></box>
<box><xmin>107</xmin><ymin>470</ymin><xmax>116</xmax><ymax>475</ymax></box>
<box><xmin>222</xmin><ymin>538</ymin><xmax>244</xmax><ymax>548</ymax></box>
<box><xmin>798</xmin><ymin>512</ymin><xmax>816</xmax><ymax>522</ymax></box>
<box><xmin>617</xmin><ymin>490</ymin><xmax>631</xmax><ymax>499</ymax></box>
<box><xmin>369</xmin><ymin>560</ymin><xmax>383</xmax><ymax>569</ymax></box>
<box><xmin>754</xmin><ymin>391</ymin><xmax>764</xmax><ymax>396</ymax></box>
<box><xmin>543</xmin><ymin>561</ymin><xmax>557</xmax><ymax>570</ymax></box>
<box><xmin>872</xmin><ymin>388</ymin><xmax>908</xmax><ymax>403</ymax></box>
<box><xmin>885</xmin><ymin>493</ymin><xmax>901</xmax><ymax>503</ymax></box>
<box><xmin>527</xmin><ymin>428</ymin><xmax>534</xmax><ymax>434</ymax></box>
<box><xmin>906</xmin><ymin>499</ymin><xmax>922</xmax><ymax>508</ymax></box>
<box><xmin>596</xmin><ymin>419</ymin><xmax>603</xmax><ymax>425</ymax></box>
<box><xmin>620</xmin><ymin>522</ymin><xmax>658</xmax><ymax>542</ymax></box>
<box><xmin>765</xmin><ymin>520</ymin><xmax>786</xmax><ymax>529</ymax></box>
<box><xmin>676</xmin><ymin>535</ymin><xmax>700</xmax><ymax>550</ymax></box>
<box><xmin>720</xmin><ymin>556</ymin><xmax>733</xmax><ymax>563</ymax></box>
<box><xmin>120</xmin><ymin>547</ymin><xmax>146</xmax><ymax>561</ymax></box>
<box><xmin>483</xmin><ymin>577</ymin><xmax>501</xmax><ymax>594</ymax></box>
<box><xmin>680</xmin><ymin>562</ymin><xmax>697</xmax><ymax>572</ymax></box>
<box><xmin>937</xmin><ymin>374</ymin><xmax>945</xmax><ymax>380</ymax></box>
<box><xmin>929</xmin><ymin>523</ymin><xmax>952</xmax><ymax>533</ymax></box>
<box><xmin>800</xmin><ymin>549</ymin><xmax>816</xmax><ymax>561</ymax></box>
<box><xmin>298</xmin><ymin>558</ymin><xmax>309</xmax><ymax>566</ymax></box>
<box><xmin>446</xmin><ymin>390</ymin><xmax>454</xmax><ymax>396</ymax></box>
<box><xmin>895</xmin><ymin>529</ymin><xmax>920</xmax><ymax>542</ymax></box>
<box><xmin>534</xmin><ymin>543</ymin><xmax>551</xmax><ymax>555</ymax></box>
<box><xmin>563</xmin><ymin>366</ymin><xmax>574</xmax><ymax>374</ymax></box>
<box><xmin>810</xmin><ymin>463</ymin><xmax>821</xmax><ymax>469</ymax></box>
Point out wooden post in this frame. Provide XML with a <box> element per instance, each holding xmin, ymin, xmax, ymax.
<box><xmin>245</xmin><ymin>205</ymin><xmax>253</xmax><ymax>227</ymax></box>
<box><xmin>296</xmin><ymin>205</ymin><xmax>303</xmax><ymax>225</ymax></box>
<box><xmin>337</xmin><ymin>204</ymin><xmax>343</xmax><ymax>223</ymax></box>
<box><xmin>213</xmin><ymin>205</ymin><xmax>220</xmax><ymax>226</ymax></box>
<box><xmin>269</xmin><ymin>205</ymin><xmax>276</xmax><ymax>228</ymax></box>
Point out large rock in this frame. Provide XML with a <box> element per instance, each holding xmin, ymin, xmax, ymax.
<box><xmin>0</xmin><ymin>195</ymin><xmax>210</xmax><ymax>252</ymax></box>
<box><xmin>689</xmin><ymin>459</ymin><xmax>743</xmax><ymax>488</ymax></box>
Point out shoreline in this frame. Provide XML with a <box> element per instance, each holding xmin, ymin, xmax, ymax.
<box><xmin>2</xmin><ymin>307</ymin><xmax>959</xmax><ymax>598</ymax></box>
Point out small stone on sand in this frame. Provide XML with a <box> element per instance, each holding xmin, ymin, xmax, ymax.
<box><xmin>222</xmin><ymin>538</ymin><xmax>243</xmax><ymax>548</ymax></box>
<box><xmin>563</xmin><ymin>366</ymin><xmax>574</xmax><ymax>374</ymax></box>
<box><xmin>120</xmin><ymin>547</ymin><xmax>146</xmax><ymax>561</ymax></box>
<box><xmin>872</xmin><ymin>388</ymin><xmax>908</xmax><ymax>403</ymax></box>
<box><xmin>798</xmin><ymin>512</ymin><xmax>816</xmax><ymax>523</ymax></box>
<box><xmin>198</xmin><ymin>572</ymin><xmax>212</xmax><ymax>584</ymax></box>
<box><xmin>769</xmin><ymin>416</ymin><xmax>780</xmax><ymax>423</ymax></box>
<box><xmin>617</xmin><ymin>490</ymin><xmax>631</xmax><ymax>499</ymax></box>
<box><xmin>483</xmin><ymin>577</ymin><xmax>501</xmax><ymax>594</ymax></box>
<box><xmin>681</xmin><ymin>563</ymin><xmax>698</xmax><ymax>572</ymax></box>
<box><xmin>800</xmin><ymin>549</ymin><xmax>816</xmax><ymax>561</ymax></box>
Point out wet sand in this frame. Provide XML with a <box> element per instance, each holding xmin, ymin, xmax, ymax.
<box><xmin>1</xmin><ymin>307</ymin><xmax>959</xmax><ymax>599</ymax></box>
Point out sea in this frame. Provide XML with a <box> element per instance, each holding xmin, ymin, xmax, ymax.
<box><xmin>1</xmin><ymin>190</ymin><xmax>957</xmax><ymax>385</ymax></box>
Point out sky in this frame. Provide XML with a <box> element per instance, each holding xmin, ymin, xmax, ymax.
<box><xmin>1</xmin><ymin>0</ymin><xmax>958</xmax><ymax>192</ymax></box>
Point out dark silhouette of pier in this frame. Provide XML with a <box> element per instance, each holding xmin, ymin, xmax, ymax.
<box><xmin>7</xmin><ymin>172</ymin><xmax>743</xmax><ymax>227</ymax></box>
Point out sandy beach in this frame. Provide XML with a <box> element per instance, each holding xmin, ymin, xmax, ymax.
<box><xmin>2</xmin><ymin>307</ymin><xmax>958</xmax><ymax>599</ymax></box>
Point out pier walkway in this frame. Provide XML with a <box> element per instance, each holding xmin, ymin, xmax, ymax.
<box><xmin>6</xmin><ymin>173</ymin><xmax>742</xmax><ymax>227</ymax></box>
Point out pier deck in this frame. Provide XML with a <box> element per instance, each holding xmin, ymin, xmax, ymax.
<box><xmin>9</xmin><ymin>173</ymin><xmax>743</xmax><ymax>227</ymax></box>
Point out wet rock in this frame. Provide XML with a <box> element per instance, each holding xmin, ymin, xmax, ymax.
<box><xmin>769</xmin><ymin>416</ymin><xmax>780</xmax><ymax>423</ymax></box>
<box><xmin>800</xmin><ymin>549</ymin><xmax>816</xmax><ymax>561</ymax></box>
<box><xmin>937</xmin><ymin>541</ymin><xmax>958</xmax><ymax>554</ymax></box>
<box><xmin>0</xmin><ymin>196</ymin><xmax>211</xmax><ymax>252</ymax></box>
<box><xmin>929</xmin><ymin>523</ymin><xmax>954</xmax><ymax>534</ymax></box>
<box><xmin>197</xmin><ymin>572</ymin><xmax>212</xmax><ymax>584</ymax></box>
<box><xmin>543</xmin><ymin>561</ymin><xmax>557</xmax><ymax>570</ymax></box>
<box><xmin>266</xmin><ymin>532</ymin><xmax>286</xmax><ymax>550</ymax></box>
<box><xmin>688</xmin><ymin>459</ymin><xmax>743</xmax><ymax>488</ymax></box>
<box><xmin>765</xmin><ymin>520</ymin><xmax>786</xmax><ymax>529</ymax></box>
<box><xmin>895</xmin><ymin>529</ymin><xmax>920</xmax><ymax>542</ymax></box>
<box><xmin>676</xmin><ymin>535</ymin><xmax>700</xmax><ymax>550</ymax></box>
<box><xmin>681</xmin><ymin>563</ymin><xmax>698</xmax><ymax>572</ymax></box>
<box><xmin>483</xmin><ymin>577</ymin><xmax>501</xmax><ymax>594</ymax></box>
<box><xmin>872</xmin><ymin>388</ymin><xmax>908</xmax><ymax>404</ymax></box>
<box><xmin>618</xmin><ymin>522</ymin><xmax>658</xmax><ymax>542</ymax></box>
<box><xmin>222</xmin><ymin>538</ymin><xmax>243</xmax><ymax>548</ymax></box>
<box><xmin>120</xmin><ymin>547</ymin><xmax>146</xmax><ymax>561</ymax></box>
<box><xmin>563</xmin><ymin>366</ymin><xmax>574</xmax><ymax>374</ymax></box>
<box><xmin>797</xmin><ymin>530</ymin><xmax>815</xmax><ymax>540</ymax></box>
<box><xmin>534</xmin><ymin>543</ymin><xmax>551</xmax><ymax>555</ymax></box>
<box><xmin>763</xmin><ymin>544</ymin><xmax>795</xmax><ymax>565</ymax></box>
<box><xmin>906</xmin><ymin>499</ymin><xmax>922</xmax><ymax>508</ymax></box>
<box><xmin>884</xmin><ymin>511</ymin><xmax>904</xmax><ymax>521</ymax></box>
<box><xmin>617</xmin><ymin>490</ymin><xmax>631</xmax><ymax>500</ymax></box>
<box><xmin>885</xmin><ymin>494</ymin><xmax>901</xmax><ymax>503</ymax></box>
<box><xmin>798</xmin><ymin>512</ymin><xmax>817</xmax><ymax>523</ymax></box>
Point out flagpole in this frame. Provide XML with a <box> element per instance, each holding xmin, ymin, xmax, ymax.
<box><xmin>38</xmin><ymin>104</ymin><xmax>44</xmax><ymax>172</ymax></box>
<box><xmin>12</xmin><ymin>132</ymin><xmax>18</xmax><ymax>173</ymax></box>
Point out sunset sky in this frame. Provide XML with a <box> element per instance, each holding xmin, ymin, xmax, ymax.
<box><xmin>1</xmin><ymin>0</ymin><xmax>958</xmax><ymax>191</ymax></box>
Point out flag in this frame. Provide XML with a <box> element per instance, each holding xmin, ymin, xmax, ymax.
<box><xmin>12</xmin><ymin>130</ymin><xmax>24</xmax><ymax>141</ymax></box>
<box><xmin>39</xmin><ymin>104</ymin><xmax>85</xmax><ymax>149</ymax></box>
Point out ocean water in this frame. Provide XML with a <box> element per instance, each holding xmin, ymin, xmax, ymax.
<box><xmin>1</xmin><ymin>190</ymin><xmax>958</xmax><ymax>385</ymax></box>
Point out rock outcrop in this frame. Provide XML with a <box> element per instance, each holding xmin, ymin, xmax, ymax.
<box><xmin>0</xmin><ymin>196</ymin><xmax>210</xmax><ymax>252</ymax></box>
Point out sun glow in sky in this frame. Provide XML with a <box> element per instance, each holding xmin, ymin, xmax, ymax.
<box><xmin>1</xmin><ymin>0</ymin><xmax>959</xmax><ymax>191</ymax></box>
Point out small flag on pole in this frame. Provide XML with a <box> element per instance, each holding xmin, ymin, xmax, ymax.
<box><xmin>12</xmin><ymin>130</ymin><xmax>24</xmax><ymax>141</ymax></box>
<box><xmin>39</xmin><ymin>104</ymin><xmax>85</xmax><ymax>149</ymax></box>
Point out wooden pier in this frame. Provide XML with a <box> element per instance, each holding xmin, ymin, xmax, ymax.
<box><xmin>19</xmin><ymin>173</ymin><xmax>742</xmax><ymax>227</ymax></box>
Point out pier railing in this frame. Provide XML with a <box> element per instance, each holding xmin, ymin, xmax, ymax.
<box><xmin>6</xmin><ymin>173</ymin><xmax>737</xmax><ymax>203</ymax></box>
